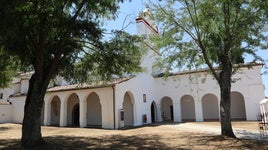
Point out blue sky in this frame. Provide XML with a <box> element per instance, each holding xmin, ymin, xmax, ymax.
<box><xmin>104</xmin><ymin>0</ymin><xmax>268</xmax><ymax>97</ymax></box>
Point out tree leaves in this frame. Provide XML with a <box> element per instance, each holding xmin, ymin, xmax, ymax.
<box><xmin>61</xmin><ymin>31</ymin><xmax>144</xmax><ymax>84</ymax></box>
<box><xmin>0</xmin><ymin>0</ymin><xmax>143</xmax><ymax>86</ymax></box>
<box><xmin>151</xmin><ymin>0</ymin><xmax>267</xmax><ymax>76</ymax></box>
<box><xmin>0</xmin><ymin>48</ymin><xmax>18</xmax><ymax>87</ymax></box>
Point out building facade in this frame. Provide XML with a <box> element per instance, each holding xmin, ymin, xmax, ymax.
<box><xmin>0</xmin><ymin>8</ymin><xmax>266</xmax><ymax>128</ymax></box>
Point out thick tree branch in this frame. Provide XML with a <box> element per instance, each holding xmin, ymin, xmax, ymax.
<box><xmin>46</xmin><ymin>0</ymin><xmax>87</xmax><ymax>80</ymax></box>
<box><xmin>198</xmin><ymin>40</ymin><xmax>220</xmax><ymax>82</ymax></box>
<box><xmin>184</xmin><ymin>0</ymin><xmax>201</xmax><ymax>39</ymax></box>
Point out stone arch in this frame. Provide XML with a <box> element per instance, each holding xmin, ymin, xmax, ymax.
<box><xmin>123</xmin><ymin>91</ymin><xmax>135</xmax><ymax>126</ymax></box>
<box><xmin>231</xmin><ymin>91</ymin><xmax>246</xmax><ymax>120</ymax></box>
<box><xmin>181</xmin><ymin>95</ymin><xmax>195</xmax><ymax>122</ymax></box>
<box><xmin>50</xmin><ymin>95</ymin><xmax>61</xmax><ymax>126</ymax></box>
<box><xmin>151</xmin><ymin>101</ymin><xmax>157</xmax><ymax>123</ymax></box>
<box><xmin>67</xmin><ymin>93</ymin><xmax>79</xmax><ymax>126</ymax></box>
<box><xmin>86</xmin><ymin>92</ymin><xmax>102</xmax><ymax>127</ymax></box>
<box><xmin>202</xmin><ymin>94</ymin><xmax>219</xmax><ymax>121</ymax></box>
<box><xmin>161</xmin><ymin>97</ymin><xmax>173</xmax><ymax>122</ymax></box>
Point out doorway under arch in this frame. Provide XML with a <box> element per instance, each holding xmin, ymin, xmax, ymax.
<box><xmin>72</xmin><ymin>103</ymin><xmax>80</xmax><ymax>126</ymax></box>
<box><xmin>50</xmin><ymin>96</ymin><xmax>61</xmax><ymax>126</ymax></box>
<box><xmin>86</xmin><ymin>92</ymin><xmax>102</xmax><ymax>127</ymax></box>
<box><xmin>231</xmin><ymin>92</ymin><xmax>246</xmax><ymax>120</ymax></box>
<box><xmin>151</xmin><ymin>101</ymin><xmax>157</xmax><ymax>123</ymax></box>
<box><xmin>181</xmin><ymin>95</ymin><xmax>195</xmax><ymax>122</ymax></box>
<box><xmin>67</xmin><ymin>93</ymin><xmax>79</xmax><ymax>126</ymax></box>
<box><xmin>202</xmin><ymin>94</ymin><xmax>219</xmax><ymax>121</ymax></box>
<box><xmin>123</xmin><ymin>92</ymin><xmax>134</xmax><ymax>126</ymax></box>
<box><xmin>161</xmin><ymin>97</ymin><xmax>173</xmax><ymax>122</ymax></box>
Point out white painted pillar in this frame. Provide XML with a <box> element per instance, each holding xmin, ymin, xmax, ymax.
<box><xmin>133</xmin><ymin>101</ymin><xmax>137</xmax><ymax>126</ymax></box>
<box><xmin>60</xmin><ymin>95</ymin><xmax>67</xmax><ymax>127</ymax></box>
<box><xmin>195</xmin><ymin>99</ymin><xmax>204</xmax><ymax>122</ymax></box>
<box><xmin>244</xmin><ymin>96</ymin><xmax>260</xmax><ymax>121</ymax></box>
<box><xmin>173</xmin><ymin>102</ymin><xmax>181</xmax><ymax>122</ymax></box>
<box><xmin>157</xmin><ymin>104</ymin><xmax>162</xmax><ymax>122</ymax></box>
<box><xmin>215</xmin><ymin>94</ymin><xmax>221</xmax><ymax>120</ymax></box>
<box><xmin>76</xmin><ymin>92</ymin><xmax>87</xmax><ymax>128</ymax></box>
<box><xmin>98</xmin><ymin>91</ymin><xmax>114</xmax><ymax>129</ymax></box>
<box><xmin>244</xmin><ymin>96</ymin><xmax>250</xmax><ymax>120</ymax></box>
<box><xmin>43</xmin><ymin>100</ymin><xmax>51</xmax><ymax>126</ymax></box>
<box><xmin>79</xmin><ymin>98</ymin><xmax>87</xmax><ymax>128</ymax></box>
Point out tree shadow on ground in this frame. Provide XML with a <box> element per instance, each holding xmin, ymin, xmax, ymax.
<box><xmin>183</xmin><ymin>134</ymin><xmax>268</xmax><ymax>149</ymax></box>
<box><xmin>1</xmin><ymin>122</ymin><xmax>268</xmax><ymax>150</ymax></box>
<box><xmin>2</xmin><ymin>133</ymin><xmax>268</xmax><ymax>150</ymax></box>
<box><xmin>119</xmin><ymin>122</ymin><xmax>181</xmax><ymax>130</ymax></box>
<box><xmin>235</xmin><ymin>129</ymin><xmax>266</xmax><ymax>140</ymax></box>
<box><xmin>0</xmin><ymin>139</ymin><xmax>21</xmax><ymax>149</ymax></box>
<box><xmin>0</xmin><ymin>126</ymin><xmax>10</xmax><ymax>131</ymax></box>
<box><xmin>0</xmin><ymin>134</ymin><xmax>178</xmax><ymax>150</ymax></box>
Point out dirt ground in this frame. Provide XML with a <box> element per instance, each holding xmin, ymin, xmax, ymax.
<box><xmin>0</xmin><ymin>121</ymin><xmax>267</xmax><ymax>149</ymax></box>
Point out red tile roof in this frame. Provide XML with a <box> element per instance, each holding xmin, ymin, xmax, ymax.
<box><xmin>47</xmin><ymin>76</ymin><xmax>134</xmax><ymax>92</ymax></box>
<box><xmin>155</xmin><ymin>63</ymin><xmax>263</xmax><ymax>78</ymax></box>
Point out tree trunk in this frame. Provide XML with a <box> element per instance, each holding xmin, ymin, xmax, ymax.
<box><xmin>219</xmin><ymin>63</ymin><xmax>236</xmax><ymax>138</ymax></box>
<box><xmin>21</xmin><ymin>73</ymin><xmax>50</xmax><ymax>147</ymax></box>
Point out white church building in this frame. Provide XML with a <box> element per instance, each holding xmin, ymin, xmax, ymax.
<box><xmin>0</xmin><ymin>8</ymin><xmax>266</xmax><ymax>129</ymax></box>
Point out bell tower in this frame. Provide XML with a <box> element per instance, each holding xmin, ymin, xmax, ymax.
<box><xmin>136</xmin><ymin>5</ymin><xmax>160</xmax><ymax>75</ymax></box>
<box><xmin>136</xmin><ymin>5</ymin><xmax>158</xmax><ymax>36</ymax></box>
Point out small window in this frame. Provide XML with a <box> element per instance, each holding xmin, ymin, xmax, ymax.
<box><xmin>0</xmin><ymin>93</ymin><xmax>3</xmax><ymax>99</ymax></box>
<box><xmin>143</xmin><ymin>94</ymin><xmax>146</xmax><ymax>102</ymax></box>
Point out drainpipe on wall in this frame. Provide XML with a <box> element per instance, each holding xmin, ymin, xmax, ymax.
<box><xmin>112</xmin><ymin>85</ymin><xmax>116</xmax><ymax>129</ymax></box>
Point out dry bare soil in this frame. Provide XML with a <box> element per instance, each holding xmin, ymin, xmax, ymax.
<box><xmin>0</xmin><ymin>121</ymin><xmax>267</xmax><ymax>149</ymax></box>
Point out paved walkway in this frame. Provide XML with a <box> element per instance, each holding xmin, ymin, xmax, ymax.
<box><xmin>174</xmin><ymin>123</ymin><xmax>268</xmax><ymax>141</ymax></box>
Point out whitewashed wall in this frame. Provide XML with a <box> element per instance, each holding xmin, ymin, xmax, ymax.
<box><xmin>115</xmin><ymin>73</ymin><xmax>156</xmax><ymax>128</ymax></box>
<box><xmin>232</xmin><ymin>66</ymin><xmax>265</xmax><ymax>120</ymax></box>
<box><xmin>154</xmin><ymin>65</ymin><xmax>265</xmax><ymax>122</ymax></box>
<box><xmin>1</xmin><ymin>66</ymin><xmax>265</xmax><ymax>127</ymax></box>
<box><xmin>44</xmin><ymin>87</ymin><xmax>114</xmax><ymax>129</ymax></box>
<box><xmin>20</xmin><ymin>79</ymin><xmax>29</xmax><ymax>94</ymax></box>
<box><xmin>0</xmin><ymin>104</ymin><xmax>12</xmax><ymax>123</ymax></box>
<box><xmin>0</xmin><ymin>87</ymin><xmax>13</xmax><ymax>101</ymax></box>
<box><xmin>9</xmin><ymin>96</ymin><xmax>26</xmax><ymax>123</ymax></box>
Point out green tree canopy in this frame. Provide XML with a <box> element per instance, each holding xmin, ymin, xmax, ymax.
<box><xmin>151</xmin><ymin>0</ymin><xmax>268</xmax><ymax>138</ymax></box>
<box><xmin>0</xmin><ymin>48</ymin><xmax>18</xmax><ymax>87</ymax></box>
<box><xmin>0</xmin><ymin>0</ymin><xmax>143</xmax><ymax>82</ymax></box>
<box><xmin>0</xmin><ymin>0</ymin><xmax>143</xmax><ymax>147</ymax></box>
<box><xmin>152</xmin><ymin>0</ymin><xmax>267</xmax><ymax>72</ymax></box>
<box><xmin>61</xmin><ymin>31</ymin><xmax>144</xmax><ymax>84</ymax></box>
